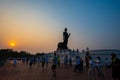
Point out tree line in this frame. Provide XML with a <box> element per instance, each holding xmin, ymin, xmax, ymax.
<box><xmin>0</xmin><ymin>49</ymin><xmax>44</xmax><ymax>61</ymax></box>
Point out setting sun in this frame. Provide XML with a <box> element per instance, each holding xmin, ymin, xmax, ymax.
<box><xmin>9</xmin><ymin>42</ymin><xmax>16</xmax><ymax>47</ymax></box>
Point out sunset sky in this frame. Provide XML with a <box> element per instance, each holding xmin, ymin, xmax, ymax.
<box><xmin>0</xmin><ymin>0</ymin><xmax>120</xmax><ymax>54</ymax></box>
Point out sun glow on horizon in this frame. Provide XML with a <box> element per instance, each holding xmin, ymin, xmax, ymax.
<box><xmin>9</xmin><ymin>41</ymin><xmax>16</xmax><ymax>47</ymax></box>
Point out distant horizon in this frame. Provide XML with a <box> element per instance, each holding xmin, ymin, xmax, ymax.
<box><xmin>0</xmin><ymin>0</ymin><xmax>120</xmax><ymax>54</ymax></box>
<box><xmin>0</xmin><ymin>48</ymin><xmax>120</xmax><ymax>54</ymax></box>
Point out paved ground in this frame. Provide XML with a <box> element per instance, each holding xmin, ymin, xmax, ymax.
<box><xmin>0</xmin><ymin>61</ymin><xmax>112</xmax><ymax>80</ymax></box>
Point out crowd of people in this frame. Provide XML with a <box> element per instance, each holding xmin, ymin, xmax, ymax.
<box><xmin>85</xmin><ymin>52</ymin><xmax>120</xmax><ymax>80</ymax></box>
<box><xmin>11</xmin><ymin>52</ymin><xmax>120</xmax><ymax>80</ymax></box>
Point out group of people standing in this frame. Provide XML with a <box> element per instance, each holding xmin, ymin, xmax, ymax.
<box><xmin>85</xmin><ymin>52</ymin><xmax>120</xmax><ymax>80</ymax></box>
<box><xmin>85</xmin><ymin>52</ymin><xmax>104</xmax><ymax>80</ymax></box>
<box><xmin>28</xmin><ymin>53</ymin><xmax>49</xmax><ymax>72</ymax></box>
<box><xmin>12</xmin><ymin>51</ymin><xmax>120</xmax><ymax>80</ymax></box>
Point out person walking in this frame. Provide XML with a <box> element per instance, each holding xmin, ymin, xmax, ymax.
<box><xmin>41</xmin><ymin>53</ymin><xmax>45</xmax><ymax>72</ymax></box>
<box><xmin>13</xmin><ymin>58</ymin><xmax>17</xmax><ymax>67</ymax></box>
<box><xmin>69</xmin><ymin>57</ymin><xmax>72</xmax><ymax>67</ymax></box>
<box><xmin>51</xmin><ymin>53</ymin><xmax>58</xmax><ymax>77</ymax></box>
<box><xmin>45</xmin><ymin>55</ymin><xmax>49</xmax><ymax>69</ymax></box>
<box><xmin>95</xmin><ymin>56</ymin><xmax>104</xmax><ymax>78</ymax></box>
<box><xmin>57</xmin><ymin>55</ymin><xmax>60</xmax><ymax>68</ymax></box>
<box><xmin>88</xmin><ymin>56</ymin><xmax>96</xmax><ymax>80</ymax></box>
<box><xmin>73</xmin><ymin>56</ymin><xmax>81</xmax><ymax>72</ymax></box>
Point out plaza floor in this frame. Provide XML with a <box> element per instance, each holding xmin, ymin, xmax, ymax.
<box><xmin>0</xmin><ymin>61</ymin><xmax>112</xmax><ymax>80</ymax></box>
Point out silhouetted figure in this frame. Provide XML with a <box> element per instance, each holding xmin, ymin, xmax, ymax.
<box><xmin>80</xmin><ymin>58</ymin><xmax>83</xmax><ymax>71</ymax></box>
<box><xmin>69</xmin><ymin>57</ymin><xmax>72</xmax><ymax>67</ymax></box>
<box><xmin>85</xmin><ymin>47</ymin><xmax>91</xmax><ymax>70</ymax></box>
<box><xmin>95</xmin><ymin>56</ymin><xmax>104</xmax><ymax>78</ymax></box>
<box><xmin>105</xmin><ymin>58</ymin><xmax>110</xmax><ymax>71</ymax></box>
<box><xmin>64</xmin><ymin>55</ymin><xmax>68</xmax><ymax>68</ymax></box>
<box><xmin>85</xmin><ymin>52</ymin><xmax>90</xmax><ymax>70</ymax></box>
<box><xmin>57</xmin><ymin>55</ymin><xmax>60</xmax><ymax>68</ymax></box>
<box><xmin>51</xmin><ymin>53</ymin><xmax>58</xmax><ymax>77</ymax></box>
<box><xmin>88</xmin><ymin>56</ymin><xmax>96</xmax><ymax>80</ymax></box>
<box><xmin>29</xmin><ymin>57</ymin><xmax>33</xmax><ymax>68</ymax></box>
<box><xmin>73</xmin><ymin>56</ymin><xmax>81</xmax><ymax>72</ymax></box>
<box><xmin>22</xmin><ymin>57</ymin><xmax>25</xmax><ymax>64</ymax></box>
<box><xmin>13</xmin><ymin>58</ymin><xmax>17</xmax><ymax>67</ymax></box>
<box><xmin>111</xmin><ymin>53</ymin><xmax>120</xmax><ymax>80</ymax></box>
<box><xmin>33</xmin><ymin>57</ymin><xmax>36</xmax><ymax>65</ymax></box>
<box><xmin>57</xmin><ymin>28</ymin><xmax>71</xmax><ymax>50</ymax></box>
<box><xmin>26</xmin><ymin>57</ymin><xmax>29</xmax><ymax>64</ymax></box>
<box><xmin>45</xmin><ymin>55</ymin><xmax>49</xmax><ymax>68</ymax></box>
<box><xmin>41</xmin><ymin>53</ymin><xmax>45</xmax><ymax>72</ymax></box>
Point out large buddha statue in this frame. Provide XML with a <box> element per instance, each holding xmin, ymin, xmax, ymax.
<box><xmin>57</xmin><ymin>28</ymin><xmax>71</xmax><ymax>50</ymax></box>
